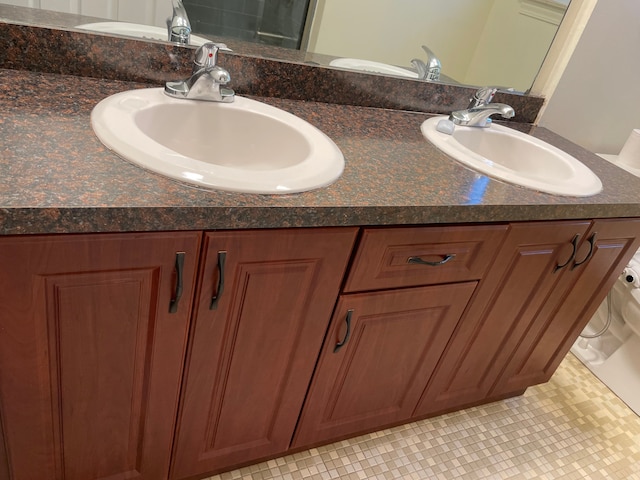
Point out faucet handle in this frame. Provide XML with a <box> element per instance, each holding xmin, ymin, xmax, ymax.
<box><xmin>195</xmin><ymin>43</ymin><xmax>221</xmax><ymax>68</ymax></box>
<box><xmin>469</xmin><ymin>87</ymin><xmax>497</xmax><ymax>108</ymax></box>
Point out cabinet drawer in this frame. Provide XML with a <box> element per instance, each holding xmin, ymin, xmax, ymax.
<box><xmin>344</xmin><ymin>225</ymin><xmax>508</xmax><ymax>292</ymax></box>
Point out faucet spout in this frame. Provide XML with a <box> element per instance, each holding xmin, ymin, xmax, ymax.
<box><xmin>450</xmin><ymin>103</ymin><xmax>515</xmax><ymax>127</ymax></box>
<box><xmin>167</xmin><ymin>0</ymin><xmax>191</xmax><ymax>45</ymax></box>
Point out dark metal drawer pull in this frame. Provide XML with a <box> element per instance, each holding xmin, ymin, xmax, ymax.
<box><xmin>209</xmin><ymin>251</ymin><xmax>227</xmax><ymax>310</ymax></box>
<box><xmin>334</xmin><ymin>309</ymin><xmax>353</xmax><ymax>353</ymax></box>
<box><xmin>169</xmin><ymin>252</ymin><xmax>185</xmax><ymax>313</ymax></box>
<box><xmin>554</xmin><ymin>234</ymin><xmax>579</xmax><ymax>273</ymax></box>
<box><xmin>572</xmin><ymin>232</ymin><xmax>596</xmax><ymax>270</ymax></box>
<box><xmin>407</xmin><ymin>254</ymin><xmax>455</xmax><ymax>266</ymax></box>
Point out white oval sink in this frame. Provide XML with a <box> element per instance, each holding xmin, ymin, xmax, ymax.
<box><xmin>75</xmin><ymin>22</ymin><xmax>216</xmax><ymax>47</ymax></box>
<box><xmin>329</xmin><ymin>58</ymin><xmax>418</xmax><ymax>79</ymax></box>
<box><xmin>421</xmin><ymin>116</ymin><xmax>603</xmax><ymax>197</ymax></box>
<box><xmin>91</xmin><ymin>88</ymin><xmax>344</xmax><ymax>194</ymax></box>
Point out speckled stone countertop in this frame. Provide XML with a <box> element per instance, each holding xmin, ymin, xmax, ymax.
<box><xmin>2</xmin><ymin>68</ymin><xmax>640</xmax><ymax>236</ymax></box>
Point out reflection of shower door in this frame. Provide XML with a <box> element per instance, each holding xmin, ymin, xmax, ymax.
<box><xmin>7</xmin><ymin>0</ymin><xmax>166</xmax><ymax>26</ymax></box>
<box><xmin>256</xmin><ymin>0</ymin><xmax>312</xmax><ymax>49</ymax></box>
<box><xmin>180</xmin><ymin>0</ymin><xmax>314</xmax><ymax>50</ymax></box>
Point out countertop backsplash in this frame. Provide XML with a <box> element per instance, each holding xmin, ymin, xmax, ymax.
<box><xmin>0</xmin><ymin>19</ymin><xmax>543</xmax><ymax>122</ymax></box>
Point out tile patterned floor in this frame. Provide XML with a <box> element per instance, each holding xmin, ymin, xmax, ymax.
<box><xmin>207</xmin><ymin>354</ymin><xmax>640</xmax><ymax>480</ymax></box>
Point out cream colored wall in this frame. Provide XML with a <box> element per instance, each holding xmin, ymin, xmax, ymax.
<box><xmin>463</xmin><ymin>1</ymin><xmax>564</xmax><ymax>91</ymax></box>
<box><xmin>308</xmin><ymin>0</ymin><xmax>494</xmax><ymax>83</ymax></box>
<box><xmin>539</xmin><ymin>0</ymin><xmax>640</xmax><ymax>154</ymax></box>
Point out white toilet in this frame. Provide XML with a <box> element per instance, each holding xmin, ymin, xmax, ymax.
<box><xmin>571</xmin><ymin>249</ymin><xmax>640</xmax><ymax>415</ymax></box>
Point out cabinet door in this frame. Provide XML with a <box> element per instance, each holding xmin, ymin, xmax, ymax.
<box><xmin>0</xmin><ymin>232</ymin><xmax>201</xmax><ymax>480</ymax></box>
<box><xmin>292</xmin><ymin>282</ymin><xmax>477</xmax><ymax>449</ymax></box>
<box><xmin>493</xmin><ymin>218</ymin><xmax>640</xmax><ymax>393</ymax></box>
<box><xmin>414</xmin><ymin>221</ymin><xmax>592</xmax><ymax>417</ymax></box>
<box><xmin>170</xmin><ymin>228</ymin><xmax>358</xmax><ymax>480</ymax></box>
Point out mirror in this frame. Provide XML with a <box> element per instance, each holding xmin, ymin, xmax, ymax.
<box><xmin>0</xmin><ymin>0</ymin><xmax>570</xmax><ymax>92</ymax></box>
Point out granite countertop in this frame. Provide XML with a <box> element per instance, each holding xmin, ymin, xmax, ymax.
<box><xmin>2</xmin><ymin>68</ymin><xmax>640</xmax><ymax>236</ymax></box>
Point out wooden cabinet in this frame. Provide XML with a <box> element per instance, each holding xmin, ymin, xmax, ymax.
<box><xmin>0</xmin><ymin>232</ymin><xmax>201</xmax><ymax>480</ymax></box>
<box><xmin>414</xmin><ymin>219</ymin><xmax>640</xmax><ymax>417</ymax></box>
<box><xmin>492</xmin><ymin>218</ymin><xmax>640</xmax><ymax>394</ymax></box>
<box><xmin>292</xmin><ymin>224</ymin><xmax>507</xmax><ymax>449</ymax></box>
<box><xmin>292</xmin><ymin>282</ymin><xmax>477</xmax><ymax>449</ymax></box>
<box><xmin>169</xmin><ymin>228</ymin><xmax>358</xmax><ymax>480</ymax></box>
<box><xmin>1</xmin><ymin>219</ymin><xmax>639</xmax><ymax>480</ymax></box>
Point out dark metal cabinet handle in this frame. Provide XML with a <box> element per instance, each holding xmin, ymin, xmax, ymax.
<box><xmin>209</xmin><ymin>251</ymin><xmax>227</xmax><ymax>310</ymax></box>
<box><xmin>407</xmin><ymin>254</ymin><xmax>455</xmax><ymax>266</ymax></box>
<box><xmin>554</xmin><ymin>234</ymin><xmax>579</xmax><ymax>273</ymax></box>
<box><xmin>169</xmin><ymin>252</ymin><xmax>186</xmax><ymax>313</ymax></box>
<box><xmin>572</xmin><ymin>232</ymin><xmax>597</xmax><ymax>270</ymax></box>
<box><xmin>334</xmin><ymin>309</ymin><xmax>353</xmax><ymax>353</ymax></box>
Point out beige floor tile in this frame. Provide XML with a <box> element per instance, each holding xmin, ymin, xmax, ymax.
<box><xmin>206</xmin><ymin>354</ymin><xmax>640</xmax><ymax>480</ymax></box>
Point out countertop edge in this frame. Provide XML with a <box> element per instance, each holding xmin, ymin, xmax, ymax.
<box><xmin>3</xmin><ymin>204</ymin><xmax>640</xmax><ymax>236</ymax></box>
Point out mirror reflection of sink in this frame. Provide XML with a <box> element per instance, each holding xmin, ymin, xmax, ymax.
<box><xmin>421</xmin><ymin>116</ymin><xmax>603</xmax><ymax>197</ymax></box>
<box><xmin>91</xmin><ymin>88</ymin><xmax>344</xmax><ymax>194</ymax></box>
<box><xmin>75</xmin><ymin>22</ymin><xmax>216</xmax><ymax>47</ymax></box>
<box><xmin>329</xmin><ymin>58</ymin><xmax>418</xmax><ymax>79</ymax></box>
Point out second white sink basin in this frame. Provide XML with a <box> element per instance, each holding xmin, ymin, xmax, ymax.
<box><xmin>421</xmin><ymin>116</ymin><xmax>603</xmax><ymax>197</ymax></box>
<box><xmin>91</xmin><ymin>88</ymin><xmax>344</xmax><ymax>194</ymax></box>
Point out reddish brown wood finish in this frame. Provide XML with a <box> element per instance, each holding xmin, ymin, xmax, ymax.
<box><xmin>292</xmin><ymin>282</ymin><xmax>477</xmax><ymax>449</ymax></box>
<box><xmin>344</xmin><ymin>225</ymin><xmax>508</xmax><ymax>293</ymax></box>
<box><xmin>170</xmin><ymin>228</ymin><xmax>358</xmax><ymax>480</ymax></box>
<box><xmin>493</xmin><ymin>218</ymin><xmax>640</xmax><ymax>393</ymax></box>
<box><xmin>0</xmin><ymin>416</ymin><xmax>8</xmax><ymax>480</ymax></box>
<box><xmin>0</xmin><ymin>232</ymin><xmax>201</xmax><ymax>480</ymax></box>
<box><xmin>414</xmin><ymin>221</ymin><xmax>593</xmax><ymax>416</ymax></box>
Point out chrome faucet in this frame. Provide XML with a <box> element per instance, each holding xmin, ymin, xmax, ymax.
<box><xmin>449</xmin><ymin>87</ymin><xmax>515</xmax><ymax>127</ymax></box>
<box><xmin>167</xmin><ymin>0</ymin><xmax>191</xmax><ymax>45</ymax></box>
<box><xmin>165</xmin><ymin>43</ymin><xmax>235</xmax><ymax>102</ymax></box>
<box><xmin>411</xmin><ymin>45</ymin><xmax>441</xmax><ymax>81</ymax></box>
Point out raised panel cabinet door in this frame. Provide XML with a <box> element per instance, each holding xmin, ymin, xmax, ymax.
<box><xmin>291</xmin><ymin>282</ymin><xmax>478</xmax><ymax>450</ymax></box>
<box><xmin>170</xmin><ymin>228</ymin><xmax>358</xmax><ymax>480</ymax></box>
<box><xmin>0</xmin><ymin>232</ymin><xmax>201</xmax><ymax>480</ymax></box>
<box><xmin>492</xmin><ymin>218</ymin><xmax>640</xmax><ymax>394</ymax></box>
<box><xmin>414</xmin><ymin>221</ymin><xmax>592</xmax><ymax>417</ymax></box>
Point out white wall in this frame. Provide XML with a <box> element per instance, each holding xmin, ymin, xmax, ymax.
<box><xmin>539</xmin><ymin>0</ymin><xmax>640</xmax><ymax>154</ymax></box>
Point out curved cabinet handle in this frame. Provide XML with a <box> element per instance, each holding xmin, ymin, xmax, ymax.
<box><xmin>572</xmin><ymin>232</ymin><xmax>596</xmax><ymax>270</ymax></box>
<box><xmin>209</xmin><ymin>251</ymin><xmax>227</xmax><ymax>310</ymax></box>
<box><xmin>407</xmin><ymin>254</ymin><xmax>455</xmax><ymax>266</ymax></box>
<box><xmin>333</xmin><ymin>309</ymin><xmax>353</xmax><ymax>353</ymax></box>
<box><xmin>169</xmin><ymin>252</ymin><xmax>186</xmax><ymax>313</ymax></box>
<box><xmin>554</xmin><ymin>234</ymin><xmax>579</xmax><ymax>273</ymax></box>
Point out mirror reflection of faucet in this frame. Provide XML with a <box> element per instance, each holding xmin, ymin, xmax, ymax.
<box><xmin>167</xmin><ymin>0</ymin><xmax>192</xmax><ymax>45</ymax></box>
<box><xmin>436</xmin><ymin>86</ymin><xmax>515</xmax><ymax>135</ymax></box>
<box><xmin>411</xmin><ymin>45</ymin><xmax>441</xmax><ymax>81</ymax></box>
<box><xmin>165</xmin><ymin>0</ymin><xmax>232</xmax><ymax>50</ymax></box>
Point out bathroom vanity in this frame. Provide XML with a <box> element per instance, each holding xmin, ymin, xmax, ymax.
<box><xmin>3</xmin><ymin>23</ymin><xmax>640</xmax><ymax>480</ymax></box>
<box><xmin>2</xmin><ymin>220</ymin><xmax>640</xmax><ymax>480</ymax></box>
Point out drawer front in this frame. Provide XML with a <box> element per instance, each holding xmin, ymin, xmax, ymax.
<box><xmin>344</xmin><ymin>225</ymin><xmax>508</xmax><ymax>292</ymax></box>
